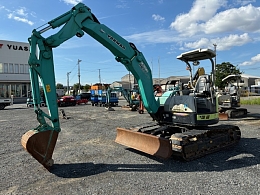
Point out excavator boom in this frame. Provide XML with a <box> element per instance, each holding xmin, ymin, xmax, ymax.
<box><xmin>21</xmin><ymin>3</ymin><xmax>162</xmax><ymax>168</ymax></box>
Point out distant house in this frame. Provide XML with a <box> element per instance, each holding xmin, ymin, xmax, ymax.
<box><xmin>114</xmin><ymin>73</ymin><xmax>260</xmax><ymax>94</ymax></box>
<box><xmin>250</xmin><ymin>78</ymin><xmax>260</xmax><ymax>94</ymax></box>
<box><xmin>237</xmin><ymin>74</ymin><xmax>260</xmax><ymax>88</ymax></box>
<box><xmin>110</xmin><ymin>81</ymin><xmax>132</xmax><ymax>90</ymax></box>
<box><xmin>120</xmin><ymin>74</ymin><xmax>190</xmax><ymax>87</ymax></box>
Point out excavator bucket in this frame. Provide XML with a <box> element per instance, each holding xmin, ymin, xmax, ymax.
<box><xmin>115</xmin><ymin>127</ymin><xmax>173</xmax><ymax>159</ymax></box>
<box><xmin>21</xmin><ymin>130</ymin><xmax>59</xmax><ymax>168</ymax></box>
<box><xmin>219</xmin><ymin>113</ymin><xmax>229</xmax><ymax>120</ymax></box>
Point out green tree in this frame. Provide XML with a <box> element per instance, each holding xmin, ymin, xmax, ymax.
<box><xmin>73</xmin><ymin>83</ymin><xmax>84</xmax><ymax>94</ymax></box>
<box><xmin>56</xmin><ymin>83</ymin><xmax>64</xmax><ymax>89</ymax></box>
<box><xmin>215</xmin><ymin>62</ymin><xmax>243</xmax><ymax>89</ymax></box>
<box><xmin>84</xmin><ymin>84</ymin><xmax>91</xmax><ymax>92</ymax></box>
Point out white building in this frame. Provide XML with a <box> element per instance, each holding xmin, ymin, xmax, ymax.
<box><xmin>0</xmin><ymin>40</ymin><xmax>31</xmax><ymax>103</ymax></box>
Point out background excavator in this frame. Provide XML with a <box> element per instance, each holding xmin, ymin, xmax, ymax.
<box><xmin>113</xmin><ymin>86</ymin><xmax>142</xmax><ymax>112</ymax></box>
<box><xmin>21</xmin><ymin>3</ymin><xmax>241</xmax><ymax>168</ymax></box>
<box><xmin>218</xmin><ymin>74</ymin><xmax>247</xmax><ymax>120</ymax></box>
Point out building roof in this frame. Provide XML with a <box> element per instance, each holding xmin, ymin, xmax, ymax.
<box><xmin>241</xmin><ymin>74</ymin><xmax>260</xmax><ymax>79</ymax></box>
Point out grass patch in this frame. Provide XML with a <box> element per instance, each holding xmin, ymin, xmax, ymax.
<box><xmin>241</xmin><ymin>98</ymin><xmax>260</xmax><ymax>105</ymax></box>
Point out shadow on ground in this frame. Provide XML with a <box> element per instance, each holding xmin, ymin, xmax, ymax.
<box><xmin>50</xmin><ymin>137</ymin><xmax>260</xmax><ymax>178</ymax></box>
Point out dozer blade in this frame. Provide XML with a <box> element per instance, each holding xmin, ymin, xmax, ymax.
<box><xmin>115</xmin><ymin>127</ymin><xmax>173</xmax><ymax>159</ymax></box>
<box><xmin>21</xmin><ymin>130</ymin><xmax>59</xmax><ymax>168</ymax></box>
<box><xmin>219</xmin><ymin>113</ymin><xmax>229</xmax><ymax>120</ymax></box>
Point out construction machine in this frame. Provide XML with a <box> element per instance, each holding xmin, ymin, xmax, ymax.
<box><xmin>218</xmin><ymin>74</ymin><xmax>247</xmax><ymax>120</ymax></box>
<box><xmin>113</xmin><ymin>86</ymin><xmax>141</xmax><ymax>112</ymax></box>
<box><xmin>21</xmin><ymin>3</ymin><xmax>241</xmax><ymax>168</ymax></box>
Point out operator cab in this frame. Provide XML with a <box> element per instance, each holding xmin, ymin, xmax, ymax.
<box><xmin>162</xmin><ymin>48</ymin><xmax>218</xmax><ymax>126</ymax></box>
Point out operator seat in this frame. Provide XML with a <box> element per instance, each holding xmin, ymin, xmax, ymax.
<box><xmin>194</xmin><ymin>75</ymin><xmax>211</xmax><ymax>97</ymax></box>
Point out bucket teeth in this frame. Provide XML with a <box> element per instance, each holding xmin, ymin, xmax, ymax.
<box><xmin>21</xmin><ymin>130</ymin><xmax>59</xmax><ymax>169</ymax></box>
<box><xmin>115</xmin><ymin>127</ymin><xmax>173</xmax><ymax>159</ymax></box>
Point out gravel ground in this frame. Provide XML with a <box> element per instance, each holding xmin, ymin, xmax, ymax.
<box><xmin>0</xmin><ymin>100</ymin><xmax>260</xmax><ymax>195</ymax></box>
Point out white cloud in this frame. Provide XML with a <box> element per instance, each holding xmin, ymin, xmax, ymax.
<box><xmin>62</xmin><ymin>0</ymin><xmax>82</xmax><ymax>5</ymax></box>
<box><xmin>16</xmin><ymin>7</ymin><xmax>27</xmax><ymax>17</ymax></box>
<box><xmin>7</xmin><ymin>13</ymin><xmax>34</xmax><ymax>26</ymax></box>
<box><xmin>203</xmin><ymin>4</ymin><xmax>260</xmax><ymax>34</ymax></box>
<box><xmin>170</xmin><ymin>0</ymin><xmax>226</xmax><ymax>36</ymax></box>
<box><xmin>116</xmin><ymin>0</ymin><xmax>129</xmax><ymax>8</ymax></box>
<box><xmin>184</xmin><ymin>33</ymin><xmax>252</xmax><ymax>50</ymax></box>
<box><xmin>170</xmin><ymin>0</ymin><xmax>260</xmax><ymax>36</ymax></box>
<box><xmin>152</xmin><ymin>14</ymin><xmax>165</xmax><ymax>22</ymax></box>
<box><xmin>2</xmin><ymin>6</ymin><xmax>34</xmax><ymax>25</ymax></box>
<box><xmin>158</xmin><ymin>0</ymin><xmax>163</xmax><ymax>4</ymax></box>
<box><xmin>240</xmin><ymin>53</ymin><xmax>260</xmax><ymax>66</ymax></box>
<box><xmin>237</xmin><ymin>0</ymin><xmax>256</xmax><ymax>6</ymax></box>
<box><xmin>124</xmin><ymin>29</ymin><xmax>181</xmax><ymax>44</ymax></box>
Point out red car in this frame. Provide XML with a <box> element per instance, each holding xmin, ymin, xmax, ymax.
<box><xmin>58</xmin><ymin>96</ymin><xmax>76</xmax><ymax>107</ymax></box>
<box><xmin>75</xmin><ymin>95</ymin><xmax>88</xmax><ymax>105</ymax></box>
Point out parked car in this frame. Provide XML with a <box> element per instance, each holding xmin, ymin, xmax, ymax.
<box><xmin>27</xmin><ymin>97</ymin><xmax>46</xmax><ymax>107</ymax></box>
<box><xmin>58</xmin><ymin>96</ymin><xmax>76</xmax><ymax>107</ymax></box>
<box><xmin>79</xmin><ymin>92</ymin><xmax>91</xmax><ymax>100</ymax></box>
<box><xmin>75</xmin><ymin>95</ymin><xmax>88</xmax><ymax>105</ymax></box>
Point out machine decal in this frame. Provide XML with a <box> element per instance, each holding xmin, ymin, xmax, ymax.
<box><xmin>46</xmin><ymin>85</ymin><xmax>51</xmax><ymax>92</ymax></box>
<box><xmin>139</xmin><ymin>62</ymin><xmax>148</xmax><ymax>74</ymax></box>
<box><xmin>107</xmin><ymin>34</ymin><xmax>126</xmax><ymax>50</ymax></box>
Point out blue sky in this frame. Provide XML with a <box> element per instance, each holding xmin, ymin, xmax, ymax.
<box><xmin>1</xmin><ymin>0</ymin><xmax>260</xmax><ymax>86</ymax></box>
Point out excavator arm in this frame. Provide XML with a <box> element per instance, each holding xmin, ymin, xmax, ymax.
<box><xmin>22</xmin><ymin>3</ymin><xmax>161</xmax><ymax>168</ymax></box>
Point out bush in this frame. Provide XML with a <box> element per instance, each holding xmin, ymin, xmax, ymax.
<box><xmin>241</xmin><ymin>98</ymin><xmax>260</xmax><ymax>105</ymax></box>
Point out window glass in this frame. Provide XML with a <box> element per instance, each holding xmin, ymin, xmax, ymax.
<box><xmin>11</xmin><ymin>84</ymin><xmax>15</xmax><ymax>96</ymax></box>
<box><xmin>1</xmin><ymin>84</ymin><xmax>9</xmax><ymax>98</ymax></box>
<box><xmin>0</xmin><ymin>84</ymin><xmax>4</xmax><ymax>97</ymax></box>
<box><xmin>24</xmin><ymin>64</ymin><xmax>29</xmax><ymax>74</ymax></box>
<box><xmin>4</xmin><ymin>63</ymin><xmax>8</xmax><ymax>73</ymax></box>
<box><xmin>15</xmin><ymin>64</ymin><xmax>19</xmax><ymax>73</ymax></box>
<box><xmin>0</xmin><ymin>63</ymin><xmax>3</xmax><ymax>73</ymax></box>
<box><xmin>20</xmin><ymin>64</ymin><xmax>24</xmax><ymax>74</ymax></box>
<box><xmin>9</xmin><ymin>63</ymin><xmax>14</xmax><ymax>73</ymax></box>
<box><xmin>16</xmin><ymin>84</ymin><xmax>21</xmax><ymax>97</ymax></box>
<box><xmin>22</xmin><ymin>84</ymin><xmax>27</xmax><ymax>97</ymax></box>
<box><xmin>5</xmin><ymin>85</ymin><xmax>9</xmax><ymax>98</ymax></box>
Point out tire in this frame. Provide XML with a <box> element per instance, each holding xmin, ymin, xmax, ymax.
<box><xmin>0</xmin><ymin>104</ymin><xmax>5</xmax><ymax>110</ymax></box>
<box><xmin>139</xmin><ymin>110</ymin><xmax>144</xmax><ymax>114</ymax></box>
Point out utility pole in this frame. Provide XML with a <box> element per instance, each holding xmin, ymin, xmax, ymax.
<box><xmin>213</xmin><ymin>43</ymin><xmax>217</xmax><ymax>87</ymax></box>
<box><xmin>78</xmin><ymin>59</ymin><xmax>82</xmax><ymax>94</ymax></box>
<box><xmin>213</xmin><ymin>43</ymin><xmax>217</xmax><ymax>67</ymax></box>
<box><xmin>158</xmin><ymin>57</ymin><xmax>160</xmax><ymax>85</ymax></box>
<box><xmin>98</xmin><ymin>69</ymin><xmax>101</xmax><ymax>84</ymax></box>
<box><xmin>128</xmin><ymin>71</ymin><xmax>131</xmax><ymax>90</ymax></box>
<box><xmin>67</xmin><ymin>71</ymin><xmax>71</xmax><ymax>95</ymax></box>
<box><xmin>151</xmin><ymin>59</ymin><xmax>153</xmax><ymax>75</ymax></box>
